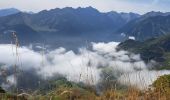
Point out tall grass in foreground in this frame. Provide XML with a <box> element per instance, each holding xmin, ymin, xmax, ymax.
<box><xmin>0</xmin><ymin>33</ymin><xmax>170</xmax><ymax>100</ymax></box>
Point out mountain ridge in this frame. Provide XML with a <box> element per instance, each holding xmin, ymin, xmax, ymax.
<box><xmin>118</xmin><ymin>11</ymin><xmax>170</xmax><ymax>41</ymax></box>
<box><xmin>118</xmin><ymin>34</ymin><xmax>170</xmax><ymax>69</ymax></box>
<box><xmin>0</xmin><ymin>7</ymin><xmax>140</xmax><ymax>45</ymax></box>
<box><xmin>0</xmin><ymin>8</ymin><xmax>20</xmax><ymax>17</ymax></box>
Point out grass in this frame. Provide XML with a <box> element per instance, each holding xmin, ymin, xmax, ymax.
<box><xmin>1</xmin><ymin>74</ymin><xmax>170</xmax><ymax>100</ymax></box>
<box><xmin>1</xmin><ymin>32</ymin><xmax>170</xmax><ymax>100</ymax></box>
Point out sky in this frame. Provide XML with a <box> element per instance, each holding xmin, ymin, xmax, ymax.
<box><xmin>0</xmin><ymin>0</ymin><xmax>170</xmax><ymax>14</ymax></box>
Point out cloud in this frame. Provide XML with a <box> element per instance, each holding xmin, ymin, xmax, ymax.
<box><xmin>0</xmin><ymin>44</ymin><xmax>42</xmax><ymax>70</ymax></box>
<box><xmin>0</xmin><ymin>42</ymin><xmax>169</xmax><ymax>90</ymax></box>
<box><xmin>118</xmin><ymin>70</ymin><xmax>170</xmax><ymax>90</ymax></box>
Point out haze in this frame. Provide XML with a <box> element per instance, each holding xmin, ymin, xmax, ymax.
<box><xmin>0</xmin><ymin>0</ymin><xmax>170</xmax><ymax>14</ymax></box>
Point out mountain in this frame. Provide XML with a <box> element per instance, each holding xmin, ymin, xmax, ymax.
<box><xmin>29</xmin><ymin>7</ymin><xmax>119</xmax><ymax>33</ymax></box>
<box><xmin>118</xmin><ymin>11</ymin><xmax>170</xmax><ymax>41</ymax></box>
<box><xmin>25</xmin><ymin>7</ymin><xmax>139</xmax><ymax>33</ymax></box>
<box><xmin>120</xmin><ymin>12</ymin><xmax>140</xmax><ymax>23</ymax></box>
<box><xmin>118</xmin><ymin>34</ymin><xmax>170</xmax><ymax>69</ymax></box>
<box><xmin>141</xmin><ymin>11</ymin><xmax>170</xmax><ymax>19</ymax></box>
<box><xmin>0</xmin><ymin>7</ymin><xmax>139</xmax><ymax>47</ymax></box>
<box><xmin>0</xmin><ymin>8</ymin><xmax>20</xmax><ymax>17</ymax></box>
<box><xmin>0</xmin><ymin>12</ymin><xmax>42</xmax><ymax>44</ymax></box>
<box><xmin>106</xmin><ymin>11</ymin><xmax>140</xmax><ymax>26</ymax></box>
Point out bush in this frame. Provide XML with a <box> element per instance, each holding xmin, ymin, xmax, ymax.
<box><xmin>152</xmin><ymin>74</ymin><xmax>170</xmax><ymax>99</ymax></box>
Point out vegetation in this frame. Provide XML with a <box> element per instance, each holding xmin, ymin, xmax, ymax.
<box><xmin>152</xmin><ymin>75</ymin><xmax>170</xmax><ymax>97</ymax></box>
<box><xmin>0</xmin><ymin>74</ymin><xmax>170</xmax><ymax>100</ymax></box>
<box><xmin>118</xmin><ymin>34</ymin><xmax>170</xmax><ymax>70</ymax></box>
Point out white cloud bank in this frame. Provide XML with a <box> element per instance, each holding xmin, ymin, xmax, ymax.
<box><xmin>0</xmin><ymin>42</ymin><xmax>170</xmax><ymax>90</ymax></box>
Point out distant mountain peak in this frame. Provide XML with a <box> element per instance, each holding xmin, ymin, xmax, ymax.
<box><xmin>143</xmin><ymin>11</ymin><xmax>170</xmax><ymax>17</ymax></box>
<box><xmin>0</xmin><ymin>8</ymin><xmax>19</xmax><ymax>11</ymax></box>
<box><xmin>0</xmin><ymin>8</ymin><xmax>20</xmax><ymax>17</ymax></box>
<box><xmin>118</xmin><ymin>12</ymin><xmax>170</xmax><ymax>41</ymax></box>
<box><xmin>0</xmin><ymin>7</ymin><xmax>142</xmax><ymax>45</ymax></box>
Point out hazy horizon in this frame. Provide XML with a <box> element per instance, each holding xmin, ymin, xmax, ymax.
<box><xmin>0</xmin><ymin>0</ymin><xmax>170</xmax><ymax>14</ymax></box>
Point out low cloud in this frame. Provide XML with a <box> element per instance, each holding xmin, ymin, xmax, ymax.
<box><xmin>118</xmin><ymin>70</ymin><xmax>170</xmax><ymax>90</ymax></box>
<box><xmin>0</xmin><ymin>42</ymin><xmax>169</xmax><ymax>90</ymax></box>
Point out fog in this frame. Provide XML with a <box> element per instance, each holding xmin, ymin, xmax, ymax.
<box><xmin>0</xmin><ymin>42</ymin><xmax>170</xmax><ymax>90</ymax></box>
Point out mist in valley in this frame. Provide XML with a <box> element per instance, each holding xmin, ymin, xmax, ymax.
<box><xmin>0</xmin><ymin>41</ymin><xmax>169</xmax><ymax>92</ymax></box>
